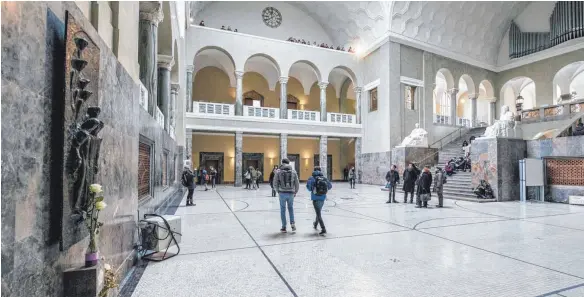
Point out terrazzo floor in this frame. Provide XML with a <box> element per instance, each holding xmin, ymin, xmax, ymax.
<box><xmin>127</xmin><ymin>183</ymin><xmax>584</xmax><ymax>297</ymax></box>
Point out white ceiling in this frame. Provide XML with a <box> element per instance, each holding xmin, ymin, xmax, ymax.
<box><xmin>190</xmin><ymin>1</ymin><xmax>530</xmax><ymax>66</ymax></box>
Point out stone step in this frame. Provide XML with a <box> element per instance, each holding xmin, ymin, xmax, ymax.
<box><xmin>443</xmin><ymin>194</ymin><xmax>497</xmax><ymax>203</ymax></box>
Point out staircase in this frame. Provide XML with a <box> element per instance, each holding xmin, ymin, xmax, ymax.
<box><xmin>394</xmin><ymin>127</ymin><xmax>496</xmax><ymax>203</ymax></box>
<box><xmin>436</xmin><ymin>127</ymin><xmax>496</xmax><ymax>202</ymax></box>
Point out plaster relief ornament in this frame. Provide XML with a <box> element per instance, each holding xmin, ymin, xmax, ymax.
<box><xmin>262</xmin><ymin>7</ymin><xmax>282</xmax><ymax>28</ymax></box>
<box><xmin>399</xmin><ymin>123</ymin><xmax>429</xmax><ymax>147</ymax></box>
<box><xmin>481</xmin><ymin>105</ymin><xmax>523</xmax><ymax>139</ymax></box>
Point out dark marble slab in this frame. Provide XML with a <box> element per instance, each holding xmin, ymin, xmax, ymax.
<box><xmin>391</xmin><ymin>146</ymin><xmax>439</xmax><ymax>176</ymax></box>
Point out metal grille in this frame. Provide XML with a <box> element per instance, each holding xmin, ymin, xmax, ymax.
<box><xmin>546</xmin><ymin>159</ymin><xmax>584</xmax><ymax>186</ymax></box>
<box><xmin>138</xmin><ymin>142</ymin><xmax>151</xmax><ymax>198</ymax></box>
<box><xmin>544</xmin><ymin>106</ymin><xmax>563</xmax><ymax>117</ymax></box>
<box><xmin>162</xmin><ymin>152</ymin><xmax>168</xmax><ymax>187</ymax></box>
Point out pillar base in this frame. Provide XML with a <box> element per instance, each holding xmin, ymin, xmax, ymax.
<box><xmin>391</xmin><ymin>146</ymin><xmax>439</xmax><ymax>175</ymax></box>
<box><xmin>470</xmin><ymin>138</ymin><xmax>526</xmax><ymax>201</ymax></box>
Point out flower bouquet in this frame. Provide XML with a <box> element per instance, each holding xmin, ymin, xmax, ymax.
<box><xmin>85</xmin><ymin>184</ymin><xmax>107</xmax><ymax>267</ymax></box>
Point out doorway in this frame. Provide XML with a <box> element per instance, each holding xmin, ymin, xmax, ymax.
<box><xmin>199</xmin><ymin>152</ymin><xmax>224</xmax><ymax>184</ymax></box>
<box><xmin>242</xmin><ymin>153</ymin><xmax>264</xmax><ymax>182</ymax></box>
<box><xmin>314</xmin><ymin>154</ymin><xmax>333</xmax><ymax>180</ymax></box>
<box><xmin>287</xmin><ymin>154</ymin><xmax>301</xmax><ymax>177</ymax></box>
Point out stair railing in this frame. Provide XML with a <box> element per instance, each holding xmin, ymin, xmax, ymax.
<box><xmin>429</xmin><ymin>126</ymin><xmax>469</xmax><ymax>150</ymax></box>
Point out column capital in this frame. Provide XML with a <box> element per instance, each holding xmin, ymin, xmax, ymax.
<box><xmin>235</xmin><ymin>70</ymin><xmax>245</xmax><ymax>79</ymax></box>
<box><xmin>171</xmin><ymin>83</ymin><xmax>180</xmax><ymax>94</ymax></box>
<box><xmin>157</xmin><ymin>54</ymin><xmax>175</xmax><ymax>71</ymax></box>
<box><xmin>139</xmin><ymin>1</ymin><xmax>164</xmax><ymax>25</ymax></box>
<box><xmin>279</xmin><ymin>77</ymin><xmax>289</xmax><ymax>84</ymax></box>
<box><xmin>468</xmin><ymin>93</ymin><xmax>479</xmax><ymax>100</ymax></box>
<box><xmin>318</xmin><ymin>82</ymin><xmax>329</xmax><ymax>89</ymax></box>
<box><xmin>448</xmin><ymin>88</ymin><xmax>459</xmax><ymax>95</ymax></box>
<box><xmin>485</xmin><ymin>97</ymin><xmax>497</xmax><ymax>103</ymax></box>
<box><xmin>353</xmin><ymin>86</ymin><xmax>363</xmax><ymax>93</ymax></box>
<box><xmin>186</xmin><ymin>65</ymin><xmax>194</xmax><ymax>73</ymax></box>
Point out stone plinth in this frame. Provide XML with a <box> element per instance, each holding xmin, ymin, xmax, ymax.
<box><xmin>391</xmin><ymin>147</ymin><xmax>439</xmax><ymax>176</ymax></box>
<box><xmin>470</xmin><ymin>138</ymin><xmax>526</xmax><ymax>201</ymax></box>
<box><xmin>63</xmin><ymin>266</ymin><xmax>101</xmax><ymax>297</ymax></box>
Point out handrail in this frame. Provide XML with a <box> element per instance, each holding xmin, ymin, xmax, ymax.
<box><xmin>429</xmin><ymin>126</ymin><xmax>468</xmax><ymax>150</ymax></box>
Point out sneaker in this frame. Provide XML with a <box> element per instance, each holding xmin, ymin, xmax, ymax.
<box><xmin>291</xmin><ymin>224</ymin><xmax>296</xmax><ymax>231</ymax></box>
<box><xmin>313</xmin><ymin>221</ymin><xmax>318</xmax><ymax>229</ymax></box>
<box><xmin>319</xmin><ymin>230</ymin><xmax>327</xmax><ymax>236</ymax></box>
<box><xmin>280</xmin><ymin>228</ymin><xmax>287</xmax><ymax>233</ymax></box>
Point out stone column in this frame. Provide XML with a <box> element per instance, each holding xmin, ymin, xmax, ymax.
<box><xmin>489</xmin><ymin>101</ymin><xmax>497</xmax><ymax>125</ymax></box>
<box><xmin>319</xmin><ymin>82</ymin><xmax>328</xmax><ymax>122</ymax></box>
<box><xmin>470</xmin><ymin>94</ymin><xmax>478</xmax><ymax>127</ymax></box>
<box><xmin>280</xmin><ymin>133</ymin><xmax>288</xmax><ymax>161</ymax></box>
<box><xmin>319</xmin><ymin>136</ymin><xmax>328</xmax><ymax>178</ymax></box>
<box><xmin>354</xmin><ymin>86</ymin><xmax>362</xmax><ymax>124</ymax></box>
<box><xmin>157</xmin><ymin>55</ymin><xmax>174</xmax><ymax>131</ymax></box>
<box><xmin>185</xmin><ymin>133</ymin><xmax>192</xmax><ymax>161</ymax></box>
<box><xmin>235</xmin><ymin>70</ymin><xmax>244</xmax><ymax>116</ymax></box>
<box><xmin>449</xmin><ymin>88</ymin><xmax>458</xmax><ymax>126</ymax></box>
<box><xmin>354</xmin><ymin>137</ymin><xmax>362</xmax><ymax>183</ymax></box>
<box><xmin>186</xmin><ymin>65</ymin><xmax>194</xmax><ymax>112</ymax></box>
<box><xmin>138</xmin><ymin>2</ymin><xmax>164</xmax><ymax>116</ymax></box>
<box><xmin>279</xmin><ymin>77</ymin><xmax>288</xmax><ymax>119</ymax></box>
<box><xmin>170</xmin><ymin>83</ymin><xmax>180</xmax><ymax>128</ymax></box>
<box><xmin>235</xmin><ymin>131</ymin><xmax>243</xmax><ymax>187</ymax></box>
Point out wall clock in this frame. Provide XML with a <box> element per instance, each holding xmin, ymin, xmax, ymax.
<box><xmin>262</xmin><ymin>7</ymin><xmax>282</xmax><ymax>28</ymax></box>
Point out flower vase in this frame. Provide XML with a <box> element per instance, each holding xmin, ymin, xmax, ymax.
<box><xmin>85</xmin><ymin>251</ymin><xmax>99</xmax><ymax>267</ymax></box>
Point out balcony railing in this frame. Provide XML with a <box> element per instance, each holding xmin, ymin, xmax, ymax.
<box><xmin>521</xmin><ymin>99</ymin><xmax>584</xmax><ymax>123</ymax></box>
<box><xmin>288</xmin><ymin>109</ymin><xmax>320</xmax><ymax>121</ymax></box>
<box><xmin>155</xmin><ymin>107</ymin><xmax>164</xmax><ymax>128</ymax></box>
<box><xmin>328</xmin><ymin>112</ymin><xmax>355</xmax><ymax>124</ymax></box>
<box><xmin>434</xmin><ymin>115</ymin><xmax>450</xmax><ymax>125</ymax></box>
<box><xmin>243</xmin><ymin>106</ymin><xmax>280</xmax><ymax>119</ymax></box>
<box><xmin>457</xmin><ymin>118</ymin><xmax>471</xmax><ymax>127</ymax></box>
<box><xmin>194</xmin><ymin>101</ymin><xmax>234</xmax><ymax>116</ymax></box>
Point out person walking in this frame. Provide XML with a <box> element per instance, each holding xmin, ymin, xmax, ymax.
<box><xmin>385</xmin><ymin>165</ymin><xmax>400</xmax><ymax>203</ymax></box>
<box><xmin>244</xmin><ymin>167</ymin><xmax>252</xmax><ymax>189</ymax></box>
<box><xmin>201</xmin><ymin>167</ymin><xmax>209</xmax><ymax>191</ymax></box>
<box><xmin>433</xmin><ymin>167</ymin><xmax>446</xmax><ymax>208</ymax></box>
<box><xmin>348</xmin><ymin>167</ymin><xmax>356</xmax><ymax>189</ymax></box>
<box><xmin>416</xmin><ymin>166</ymin><xmax>433</xmax><ymax>208</ymax></box>
<box><xmin>250</xmin><ymin>167</ymin><xmax>258</xmax><ymax>190</ymax></box>
<box><xmin>181</xmin><ymin>166</ymin><xmax>196</xmax><ymax>206</ymax></box>
<box><xmin>402</xmin><ymin>163</ymin><xmax>420</xmax><ymax>203</ymax></box>
<box><xmin>274</xmin><ymin>158</ymin><xmax>300</xmax><ymax>233</ymax></box>
<box><xmin>269</xmin><ymin>166</ymin><xmax>278</xmax><ymax>197</ymax></box>
<box><xmin>306</xmin><ymin>166</ymin><xmax>332</xmax><ymax>236</ymax></box>
<box><xmin>256</xmin><ymin>167</ymin><xmax>262</xmax><ymax>188</ymax></box>
<box><xmin>209</xmin><ymin>166</ymin><xmax>217</xmax><ymax>189</ymax></box>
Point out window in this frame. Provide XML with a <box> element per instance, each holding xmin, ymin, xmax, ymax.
<box><xmin>369</xmin><ymin>87</ymin><xmax>378</xmax><ymax>112</ymax></box>
<box><xmin>433</xmin><ymin>88</ymin><xmax>451</xmax><ymax>124</ymax></box>
<box><xmin>162</xmin><ymin>151</ymin><xmax>168</xmax><ymax>187</ymax></box>
<box><xmin>138</xmin><ymin>141</ymin><xmax>152</xmax><ymax>198</ymax></box>
<box><xmin>405</xmin><ymin>85</ymin><xmax>416</xmax><ymax>110</ymax></box>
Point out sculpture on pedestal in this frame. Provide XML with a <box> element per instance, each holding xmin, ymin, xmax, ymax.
<box><xmin>399</xmin><ymin>123</ymin><xmax>429</xmax><ymax>147</ymax></box>
<box><xmin>481</xmin><ymin>105</ymin><xmax>523</xmax><ymax>139</ymax></box>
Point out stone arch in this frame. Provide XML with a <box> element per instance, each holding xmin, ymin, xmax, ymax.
<box><xmin>500</xmin><ymin>77</ymin><xmax>536</xmax><ymax>114</ymax></box>
<box><xmin>244</xmin><ymin>53</ymin><xmax>281</xmax><ymax>91</ymax></box>
<box><xmin>552</xmin><ymin>61</ymin><xmax>584</xmax><ymax>103</ymax></box>
<box><xmin>327</xmin><ymin>65</ymin><xmax>359</xmax><ymax>86</ymax></box>
<box><xmin>193</xmin><ymin>46</ymin><xmax>237</xmax><ymax>88</ymax></box>
<box><xmin>436</xmin><ymin>68</ymin><xmax>455</xmax><ymax>89</ymax></box>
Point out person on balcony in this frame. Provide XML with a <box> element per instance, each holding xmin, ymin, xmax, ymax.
<box><xmin>221</xmin><ymin>25</ymin><xmax>225</xmax><ymax>30</ymax></box>
<box><xmin>199</xmin><ymin>20</ymin><xmax>205</xmax><ymax>26</ymax></box>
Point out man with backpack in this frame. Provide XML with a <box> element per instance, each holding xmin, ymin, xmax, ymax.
<box><xmin>181</xmin><ymin>166</ymin><xmax>196</xmax><ymax>206</ymax></box>
<box><xmin>274</xmin><ymin>158</ymin><xmax>300</xmax><ymax>233</ymax></box>
<box><xmin>433</xmin><ymin>167</ymin><xmax>446</xmax><ymax>208</ymax></box>
<box><xmin>306</xmin><ymin>166</ymin><xmax>332</xmax><ymax>235</ymax></box>
<box><xmin>385</xmin><ymin>165</ymin><xmax>400</xmax><ymax>203</ymax></box>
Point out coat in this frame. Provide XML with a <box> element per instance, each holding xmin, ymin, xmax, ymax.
<box><xmin>306</xmin><ymin>170</ymin><xmax>332</xmax><ymax>201</ymax></box>
<box><xmin>269</xmin><ymin>171</ymin><xmax>276</xmax><ymax>188</ymax></box>
<box><xmin>416</xmin><ymin>171</ymin><xmax>433</xmax><ymax>195</ymax></box>
<box><xmin>433</xmin><ymin>170</ymin><xmax>445</xmax><ymax>191</ymax></box>
<box><xmin>385</xmin><ymin>170</ymin><xmax>400</xmax><ymax>185</ymax></box>
<box><xmin>402</xmin><ymin>167</ymin><xmax>420</xmax><ymax>192</ymax></box>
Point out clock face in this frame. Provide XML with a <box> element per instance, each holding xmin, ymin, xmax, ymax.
<box><xmin>262</xmin><ymin>7</ymin><xmax>282</xmax><ymax>28</ymax></box>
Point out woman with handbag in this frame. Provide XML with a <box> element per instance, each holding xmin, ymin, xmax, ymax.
<box><xmin>415</xmin><ymin>166</ymin><xmax>432</xmax><ymax>208</ymax></box>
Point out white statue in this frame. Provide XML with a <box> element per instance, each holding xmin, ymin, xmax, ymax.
<box><xmin>399</xmin><ymin>123</ymin><xmax>429</xmax><ymax>147</ymax></box>
<box><xmin>481</xmin><ymin>105</ymin><xmax>523</xmax><ymax>139</ymax></box>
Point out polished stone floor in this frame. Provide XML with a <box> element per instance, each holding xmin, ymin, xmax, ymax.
<box><xmin>129</xmin><ymin>183</ymin><xmax>584</xmax><ymax>297</ymax></box>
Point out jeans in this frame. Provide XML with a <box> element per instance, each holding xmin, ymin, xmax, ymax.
<box><xmin>186</xmin><ymin>188</ymin><xmax>194</xmax><ymax>204</ymax></box>
<box><xmin>313</xmin><ymin>200</ymin><xmax>325</xmax><ymax>230</ymax></box>
<box><xmin>279</xmin><ymin>193</ymin><xmax>295</xmax><ymax>228</ymax></box>
<box><xmin>211</xmin><ymin>176</ymin><xmax>216</xmax><ymax>188</ymax></box>
<box><xmin>245</xmin><ymin>179</ymin><xmax>251</xmax><ymax>189</ymax></box>
<box><xmin>349</xmin><ymin>178</ymin><xmax>355</xmax><ymax>188</ymax></box>
<box><xmin>404</xmin><ymin>190</ymin><xmax>414</xmax><ymax>202</ymax></box>
<box><xmin>436</xmin><ymin>188</ymin><xmax>443</xmax><ymax>207</ymax></box>
<box><xmin>388</xmin><ymin>185</ymin><xmax>396</xmax><ymax>202</ymax></box>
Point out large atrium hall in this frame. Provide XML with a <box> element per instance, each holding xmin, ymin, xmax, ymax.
<box><xmin>2</xmin><ymin>1</ymin><xmax>584</xmax><ymax>297</ymax></box>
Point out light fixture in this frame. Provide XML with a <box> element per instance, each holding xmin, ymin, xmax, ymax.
<box><xmin>515</xmin><ymin>95</ymin><xmax>524</xmax><ymax>112</ymax></box>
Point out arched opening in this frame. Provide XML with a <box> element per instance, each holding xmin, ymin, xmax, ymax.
<box><xmin>553</xmin><ymin>61</ymin><xmax>584</xmax><ymax>103</ymax></box>
<box><xmin>477</xmin><ymin>80</ymin><xmax>495</xmax><ymax>125</ymax></box>
<box><xmin>500</xmin><ymin>77</ymin><xmax>536</xmax><ymax>117</ymax></box>
<box><xmin>433</xmin><ymin>69</ymin><xmax>454</xmax><ymax>124</ymax></box>
<box><xmin>192</xmin><ymin>47</ymin><xmax>237</xmax><ymax>105</ymax></box>
<box><xmin>328</xmin><ymin>66</ymin><xmax>357</xmax><ymax>114</ymax></box>
<box><xmin>456</xmin><ymin>75</ymin><xmax>475</xmax><ymax>127</ymax></box>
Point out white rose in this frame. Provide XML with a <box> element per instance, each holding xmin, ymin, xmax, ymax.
<box><xmin>89</xmin><ymin>184</ymin><xmax>103</xmax><ymax>194</ymax></box>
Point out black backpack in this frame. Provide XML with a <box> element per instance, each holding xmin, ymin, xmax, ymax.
<box><xmin>313</xmin><ymin>176</ymin><xmax>329</xmax><ymax>195</ymax></box>
<box><xmin>279</xmin><ymin>168</ymin><xmax>295</xmax><ymax>192</ymax></box>
<box><xmin>181</xmin><ymin>171</ymin><xmax>189</xmax><ymax>187</ymax></box>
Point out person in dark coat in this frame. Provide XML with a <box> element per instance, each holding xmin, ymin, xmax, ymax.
<box><xmin>402</xmin><ymin>163</ymin><xmax>420</xmax><ymax>203</ymax></box>
<box><xmin>182</xmin><ymin>167</ymin><xmax>196</xmax><ymax>206</ymax></box>
<box><xmin>269</xmin><ymin>166</ymin><xmax>278</xmax><ymax>197</ymax></box>
<box><xmin>416</xmin><ymin>166</ymin><xmax>433</xmax><ymax>208</ymax></box>
<box><xmin>343</xmin><ymin>167</ymin><xmax>349</xmax><ymax>181</ymax></box>
<box><xmin>573</xmin><ymin>123</ymin><xmax>584</xmax><ymax>136</ymax></box>
<box><xmin>385</xmin><ymin>165</ymin><xmax>400</xmax><ymax>203</ymax></box>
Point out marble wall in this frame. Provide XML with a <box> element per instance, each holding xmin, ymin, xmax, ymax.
<box><xmin>359</xmin><ymin>151</ymin><xmax>392</xmax><ymax>185</ymax></box>
<box><xmin>1</xmin><ymin>3</ymin><xmax>180</xmax><ymax>297</ymax></box>
<box><xmin>391</xmin><ymin>147</ymin><xmax>439</xmax><ymax>177</ymax></box>
<box><xmin>526</xmin><ymin>135</ymin><xmax>584</xmax><ymax>203</ymax></box>
<box><xmin>470</xmin><ymin>138</ymin><xmax>526</xmax><ymax>201</ymax></box>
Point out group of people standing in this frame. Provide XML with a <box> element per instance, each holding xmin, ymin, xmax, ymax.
<box><xmin>385</xmin><ymin>163</ymin><xmax>446</xmax><ymax>208</ymax></box>
<box><xmin>243</xmin><ymin>166</ymin><xmax>262</xmax><ymax>190</ymax></box>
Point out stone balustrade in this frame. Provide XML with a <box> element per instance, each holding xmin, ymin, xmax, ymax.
<box><xmin>328</xmin><ymin>112</ymin><xmax>355</xmax><ymax>124</ymax></box>
<box><xmin>155</xmin><ymin>107</ymin><xmax>165</xmax><ymax>128</ymax></box>
<box><xmin>243</xmin><ymin>106</ymin><xmax>280</xmax><ymax>119</ymax></box>
<box><xmin>288</xmin><ymin>109</ymin><xmax>320</xmax><ymax>121</ymax></box>
<box><xmin>521</xmin><ymin>99</ymin><xmax>584</xmax><ymax>123</ymax></box>
<box><xmin>193</xmin><ymin>101</ymin><xmax>234</xmax><ymax>116</ymax></box>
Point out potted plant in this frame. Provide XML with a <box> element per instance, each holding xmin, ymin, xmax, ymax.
<box><xmin>85</xmin><ymin>184</ymin><xmax>107</xmax><ymax>267</ymax></box>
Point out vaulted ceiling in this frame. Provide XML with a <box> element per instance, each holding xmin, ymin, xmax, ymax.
<box><xmin>189</xmin><ymin>1</ymin><xmax>531</xmax><ymax>65</ymax></box>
